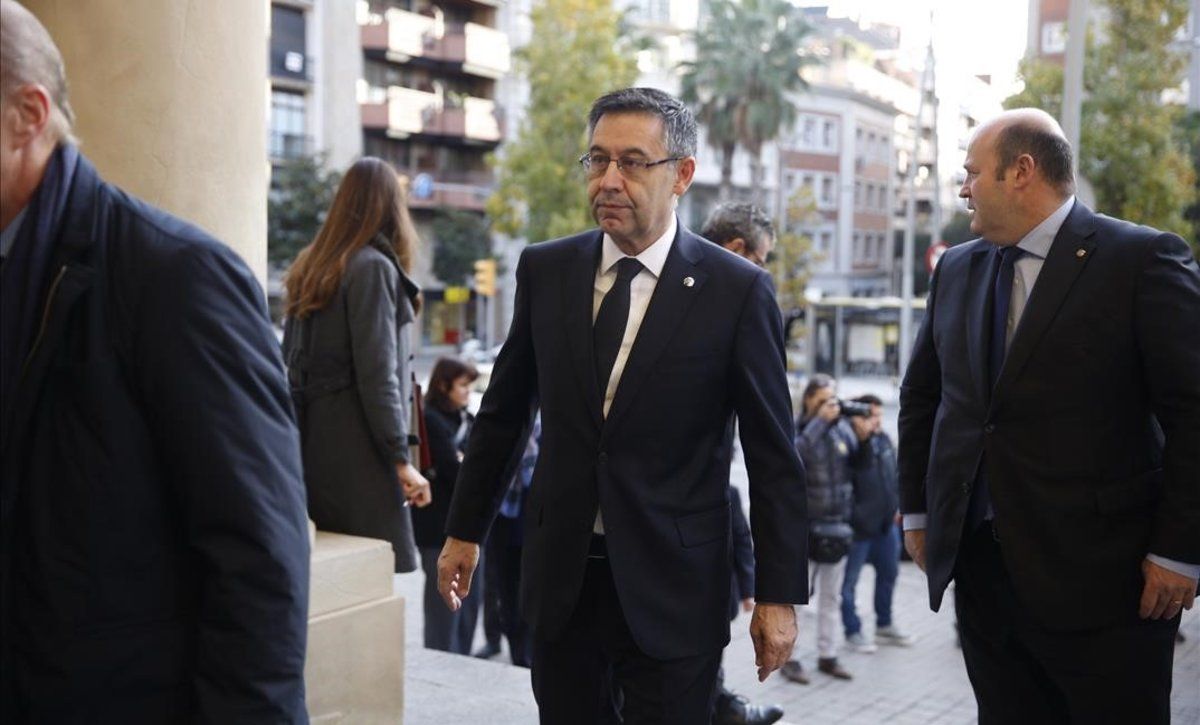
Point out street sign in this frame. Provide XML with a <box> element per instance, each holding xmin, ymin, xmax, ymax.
<box><xmin>444</xmin><ymin>286</ymin><xmax>470</xmax><ymax>304</ymax></box>
<box><xmin>412</xmin><ymin>173</ymin><xmax>434</xmax><ymax>200</ymax></box>
<box><xmin>926</xmin><ymin>242</ymin><xmax>949</xmax><ymax>274</ymax></box>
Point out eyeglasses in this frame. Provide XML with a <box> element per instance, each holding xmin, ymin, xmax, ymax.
<box><xmin>578</xmin><ymin>153</ymin><xmax>683</xmax><ymax>179</ymax></box>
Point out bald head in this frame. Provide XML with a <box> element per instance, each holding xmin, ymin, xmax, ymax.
<box><xmin>975</xmin><ymin>108</ymin><xmax>1074</xmax><ymax>197</ymax></box>
<box><xmin>0</xmin><ymin>0</ymin><xmax>75</xmax><ymax>143</ymax></box>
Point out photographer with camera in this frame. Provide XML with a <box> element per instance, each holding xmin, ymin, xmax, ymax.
<box><xmin>781</xmin><ymin>374</ymin><xmax>864</xmax><ymax>683</ymax></box>
<box><xmin>841</xmin><ymin>395</ymin><xmax>915</xmax><ymax>654</ymax></box>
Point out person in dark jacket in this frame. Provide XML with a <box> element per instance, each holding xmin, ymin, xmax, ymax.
<box><xmin>841</xmin><ymin>394</ymin><xmax>914</xmax><ymax>653</ymax></box>
<box><xmin>480</xmin><ymin>415</ymin><xmax>541</xmax><ymax>667</ymax></box>
<box><xmin>702</xmin><ymin>201</ymin><xmax>785</xmax><ymax>725</ymax></box>
<box><xmin>0</xmin><ymin>3</ymin><xmax>311</xmax><ymax>720</ymax></box>
<box><xmin>782</xmin><ymin>374</ymin><xmax>860</xmax><ymax>683</ymax></box>
<box><xmin>413</xmin><ymin>357</ymin><xmax>479</xmax><ymax>653</ymax></box>
<box><xmin>283</xmin><ymin>157</ymin><xmax>431</xmax><ymax>574</ymax></box>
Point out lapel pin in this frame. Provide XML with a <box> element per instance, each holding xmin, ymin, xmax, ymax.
<box><xmin>1076</xmin><ymin>248</ymin><xmax>1087</xmax><ymax>258</ymax></box>
<box><xmin>683</xmin><ymin>276</ymin><xmax>695</xmax><ymax>288</ymax></box>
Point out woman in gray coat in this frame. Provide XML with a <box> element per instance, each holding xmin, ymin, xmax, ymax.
<box><xmin>282</xmin><ymin>157</ymin><xmax>430</xmax><ymax>573</ymax></box>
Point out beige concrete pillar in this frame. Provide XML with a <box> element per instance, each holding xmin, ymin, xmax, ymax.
<box><xmin>25</xmin><ymin>0</ymin><xmax>269</xmax><ymax>284</ymax></box>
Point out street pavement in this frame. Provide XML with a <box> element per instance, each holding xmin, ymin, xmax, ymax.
<box><xmin>396</xmin><ymin>440</ymin><xmax>1200</xmax><ymax>723</ymax></box>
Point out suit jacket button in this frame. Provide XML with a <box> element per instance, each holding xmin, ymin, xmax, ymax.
<box><xmin>961</xmin><ymin>481</ymin><xmax>971</xmax><ymax>493</ymax></box>
<box><xmin>984</xmin><ymin>424</ymin><xmax>996</xmax><ymax>434</ymax></box>
<box><xmin>598</xmin><ymin>452</ymin><xmax>608</xmax><ymax>466</ymax></box>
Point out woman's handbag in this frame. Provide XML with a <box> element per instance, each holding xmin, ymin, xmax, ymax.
<box><xmin>409</xmin><ymin>374</ymin><xmax>434</xmax><ymax>472</ymax></box>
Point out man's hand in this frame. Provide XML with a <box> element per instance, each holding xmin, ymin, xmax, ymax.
<box><xmin>749</xmin><ymin>602</ymin><xmax>796</xmax><ymax>682</ymax></box>
<box><xmin>741</xmin><ymin>598</ymin><xmax>755</xmax><ymax>613</ymax></box>
<box><xmin>1139</xmin><ymin>559</ymin><xmax>1197</xmax><ymax>620</ymax></box>
<box><xmin>904</xmin><ymin>529</ymin><xmax>927</xmax><ymax>572</ymax></box>
<box><xmin>437</xmin><ymin>537</ymin><xmax>480</xmax><ymax>611</ymax></box>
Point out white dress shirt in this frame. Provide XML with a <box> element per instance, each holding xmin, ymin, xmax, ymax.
<box><xmin>591</xmin><ymin>216</ymin><xmax>676</xmax><ymax>533</ymax></box>
<box><xmin>904</xmin><ymin>197</ymin><xmax>1199</xmax><ymax>579</ymax></box>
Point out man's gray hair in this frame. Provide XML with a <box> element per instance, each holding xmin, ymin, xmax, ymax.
<box><xmin>587</xmin><ymin>87</ymin><xmax>697</xmax><ymax>158</ymax></box>
<box><xmin>0</xmin><ymin>0</ymin><xmax>76</xmax><ymax>144</ymax></box>
<box><xmin>700</xmin><ymin>201</ymin><xmax>775</xmax><ymax>253</ymax></box>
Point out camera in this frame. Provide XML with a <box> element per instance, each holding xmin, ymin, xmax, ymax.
<box><xmin>836</xmin><ymin>399</ymin><xmax>873</xmax><ymax>418</ymax></box>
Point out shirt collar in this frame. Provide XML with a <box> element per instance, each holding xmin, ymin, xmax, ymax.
<box><xmin>0</xmin><ymin>206</ymin><xmax>29</xmax><ymax>259</ymax></box>
<box><xmin>1015</xmin><ymin>196</ymin><xmax>1075</xmax><ymax>260</ymax></box>
<box><xmin>600</xmin><ymin>215</ymin><xmax>677</xmax><ymax>279</ymax></box>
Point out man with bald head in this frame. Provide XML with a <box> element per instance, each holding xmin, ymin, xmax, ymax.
<box><xmin>1</xmin><ymin>2</ymin><xmax>310</xmax><ymax>721</ymax></box>
<box><xmin>899</xmin><ymin>108</ymin><xmax>1199</xmax><ymax>722</ymax></box>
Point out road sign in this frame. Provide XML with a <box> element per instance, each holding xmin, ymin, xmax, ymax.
<box><xmin>412</xmin><ymin>173</ymin><xmax>434</xmax><ymax>200</ymax></box>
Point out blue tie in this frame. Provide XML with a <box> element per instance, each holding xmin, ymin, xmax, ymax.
<box><xmin>593</xmin><ymin>257</ymin><xmax>643</xmax><ymax>397</ymax></box>
<box><xmin>989</xmin><ymin>246</ymin><xmax>1020</xmax><ymax>390</ymax></box>
<box><xmin>970</xmin><ymin>245</ymin><xmax>1020</xmax><ymax>531</ymax></box>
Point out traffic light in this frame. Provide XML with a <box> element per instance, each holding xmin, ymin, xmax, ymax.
<box><xmin>473</xmin><ymin>259</ymin><xmax>497</xmax><ymax>297</ymax></box>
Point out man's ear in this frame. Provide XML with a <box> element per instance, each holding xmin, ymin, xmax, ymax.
<box><xmin>672</xmin><ymin>156</ymin><xmax>696</xmax><ymax>196</ymax></box>
<box><xmin>723</xmin><ymin>238</ymin><xmax>747</xmax><ymax>256</ymax></box>
<box><xmin>6</xmin><ymin>84</ymin><xmax>53</xmax><ymax>147</ymax></box>
<box><xmin>1011</xmin><ymin>153</ymin><xmax>1037</xmax><ymax>189</ymax></box>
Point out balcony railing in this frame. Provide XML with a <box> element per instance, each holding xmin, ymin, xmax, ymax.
<box><xmin>269</xmin><ymin>132</ymin><xmax>313</xmax><ymax>161</ymax></box>
<box><xmin>360</xmin><ymin>9</ymin><xmax>510</xmax><ymax>79</ymax></box>
<box><xmin>360</xmin><ymin>85</ymin><xmax>504</xmax><ymax>143</ymax></box>
<box><xmin>402</xmin><ymin>169</ymin><xmax>494</xmax><ymax>212</ymax></box>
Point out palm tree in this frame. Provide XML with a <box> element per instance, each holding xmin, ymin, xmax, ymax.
<box><xmin>679</xmin><ymin>0</ymin><xmax>817</xmax><ymax>203</ymax></box>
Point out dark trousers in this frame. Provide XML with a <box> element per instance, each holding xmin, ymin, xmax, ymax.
<box><xmin>420</xmin><ymin>546</ymin><xmax>480</xmax><ymax>654</ymax></box>
<box><xmin>954</xmin><ymin>524</ymin><xmax>1179</xmax><ymax>725</ymax></box>
<box><xmin>841</xmin><ymin>522</ymin><xmax>900</xmax><ymax>635</ymax></box>
<box><xmin>485</xmin><ymin>515</ymin><xmax>531</xmax><ymax>666</ymax></box>
<box><xmin>531</xmin><ymin>551</ymin><xmax>722</xmax><ymax>725</ymax></box>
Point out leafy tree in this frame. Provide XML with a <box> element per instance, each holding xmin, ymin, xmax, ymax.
<box><xmin>1003</xmin><ymin>56</ymin><xmax>1064</xmax><ymax>116</ymax></box>
<box><xmin>1174</xmin><ymin>110</ymin><xmax>1200</xmax><ymax>256</ymax></box>
<box><xmin>679</xmin><ymin>0</ymin><xmax>817</xmax><ymax>203</ymax></box>
<box><xmin>941</xmin><ymin>211</ymin><xmax>975</xmax><ymax>246</ymax></box>
<box><xmin>267</xmin><ymin>154</ymin><xmax>342</xmax><ymax>267</ymax></box>
<box><xmin>431</xmin><ymin>210</ymin><xmax>493</xmax><ymax>285</ymax></box>
<box><xmin>770</xmin><ymin>187</ymin><xmax>820</xmax><ymax>335</ymax></box>
<box><xmin>1003</xmin><ymin>0</ymin><xmax>1196</xmax><ymax>238</ymax></box>
<box><xmin>487</xmin><ymin>0</ymin><xmax>638</xmax><ymax>244</ymax></box>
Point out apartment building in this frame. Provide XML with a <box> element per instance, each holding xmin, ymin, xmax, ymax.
<box><xmin>358</xmin><ymin>0</ymin><xmax>512</xmax><ymax>345</ymax></box>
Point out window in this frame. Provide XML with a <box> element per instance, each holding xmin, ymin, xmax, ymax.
<box><xmin>820</xmin><ymin>175</ymin><xmax>834</xmax><ymax>206</ymax></box>
<box><xmin>802</xmin><ymin>117</ymin><xmax>816</xmax><ymax>147</ymax></box>
<box><xmin>270</xmin><ymin>6</ymin><xmax>307</xmax><ymax>81</ymax></box>
<box><xmin>269</xmin><ymin>90</ymin><xmax>307</xmax><ymax>160</ymax></box>
<box><xmin>824</xmin><ymin>120</ymin><xmax>836</xmax><ymax>150</ymax></box>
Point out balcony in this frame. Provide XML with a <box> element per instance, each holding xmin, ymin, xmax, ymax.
<box><xmin>404</xmin><ymin>169</ymin><xmax>494</xmax><ymax>212</ymax></box>
<box><xmin>360</xmin><ymin>85</ymin><xmax>504</xmax><ymax>144</ymax></box>
<box><xmin>360</xmin><ymin>9</ymin><xmax>511</xmax><ymax>79</ymax></box>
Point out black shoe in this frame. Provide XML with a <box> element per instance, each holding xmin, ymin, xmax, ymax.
<box><xmin>818</xmin><ymin>657</ymin><xmax>852</xmax><ymax>680</ymax></box>
<box><xmin>714</xmin><ymin>693</ymin><xmax>784</xmax><ymax>725</ymax></box>
<box><xmin>473</xmin><ymin>642</ymin><xmax>501</xmax><ymax>659</ymax></box>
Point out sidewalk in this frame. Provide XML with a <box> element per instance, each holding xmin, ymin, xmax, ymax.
<box><xmin>396</xmin><ymin>452</ymin><xmax>1200</xmax><ymax>724</ymax></box>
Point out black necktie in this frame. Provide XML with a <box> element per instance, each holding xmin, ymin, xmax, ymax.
<box><xmin>593</xmin><ymin>257</ymin><xmax>643</xmax><ymax>398</ymax></box>
<box><xmin>971</xmin><ymin>245</ymin><xmax>1021</xmax><ymax>530</ymax></box>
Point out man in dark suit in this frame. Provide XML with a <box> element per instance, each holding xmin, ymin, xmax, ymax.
<box><xmin>0</xmin><ymin>3</ymin><xmax>311</xmax><ymax>721</ymax></box>
<box><xmin>899</xmin><ymin>108</ymin><xmax>1199</xmax><ymax>723</ymax></box>
<box><xmin>438</xmin><ymin>88</ymin><xmax>808</xmax><ymax>723</ymax></box>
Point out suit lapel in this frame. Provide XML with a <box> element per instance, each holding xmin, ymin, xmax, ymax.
<box><xmin>563</xmin><ymin>232</ymin><xmax>604</xmax><ymax>428</ymax></box>
<box><xmin>602</xmin><ymin>228</ymin><xmax>707</xmax><ymax>438</ymax></box>
<box><xmin>965</xmin><ymin>245</ymin><xmax>995</xmax><ymax>407</ymax></box>
<box><xmin>992</xmin><ymin>202</ymin><xmax>1098</xmax><ymax>404</ymax></box>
